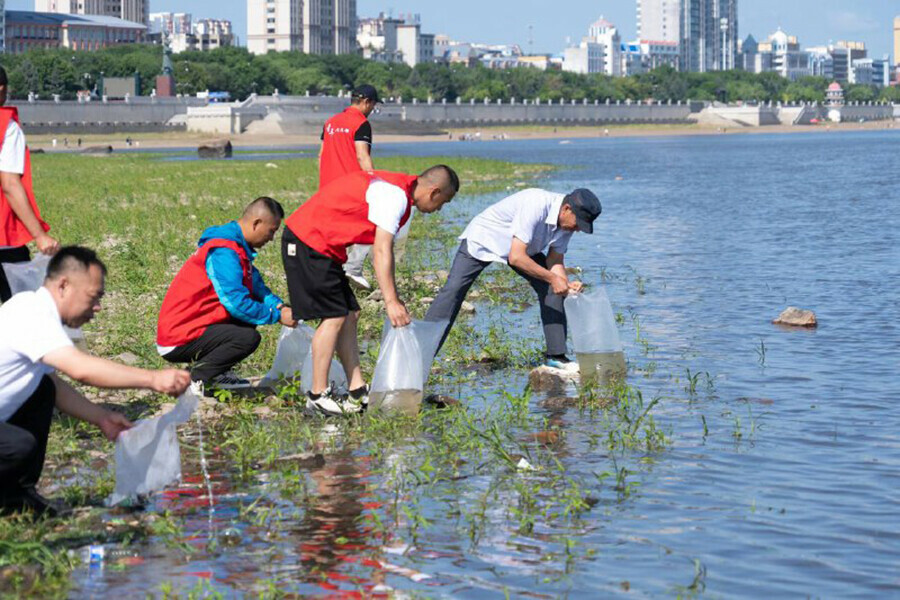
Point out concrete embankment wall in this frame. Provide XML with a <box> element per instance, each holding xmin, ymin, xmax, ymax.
<box><xmin>12</xmin><ymin>98</ymin><xmax>206</xmax><ymax>134</ymax></box>
<box><xmin>244</xmin><ymin>95</ymin><xmax>698</xmax><ymax>135</ymax></box>
<box><xmin>697</xmin><ymin>103</ymin><xmax>894</xmax><ymax>128</ymax></box>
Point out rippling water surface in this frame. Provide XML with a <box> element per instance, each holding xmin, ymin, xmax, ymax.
<box><xmin>73</xmin><ymin>131</ymin><xmax>900</xmax><ymax>597</ymax></box>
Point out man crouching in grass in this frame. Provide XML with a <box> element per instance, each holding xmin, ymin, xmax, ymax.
<box><xmin>156</xmin><ymin>197</ymin><xmax>298</xmax><ymax>396</ymax></box>
<box><xmin>0</xmin><ymin>246</ymin><xmax>191</xmax><ymax>517</ymax></box>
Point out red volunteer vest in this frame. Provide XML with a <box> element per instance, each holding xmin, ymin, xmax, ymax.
<box><xmin>319</xmin><ymin>107</ymin><xmax>369</xmax><ymax>189</ymax></box>
<box><xmin>286</xmin><ymin>170</ymin><xmax>415</xmax><ymax>264</ymax></box>
<box><xmin>0</xmin><ymin>107</ymin><xmax>50</xmax><ymax>247</ymax></box>
<box><xmin>156</xmin><ymin>239</ymin><xmax>253</xmax><ymax>347</ymax></box>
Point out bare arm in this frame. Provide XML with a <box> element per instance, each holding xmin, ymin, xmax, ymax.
<box><xmin>0</xmin><ymin>171</ymin><xmax>58</xmax><ymax>254</ymax></box>
<box><xmin>372</xmin><ymin>226</ymin><xmax>410</xmax><ymax>327</ymax></box>
<box><xmin>355</xmin><ymin>141</ymin><xmax>374</xmax><ymax>171</ymax></box>
<box><xmin>50</xmin><ymin>373</ymin><xmax>132</xmax><ymax>441</ymax></box>
<box><xmin>42</xmin><ymin>346</ymin><xmax>190</xmax><ymax>395</ymax></box>
<box><xmin>508</xmin><ymin>237</ymin><xmax>570</xmax><ymax>295</ymax></box>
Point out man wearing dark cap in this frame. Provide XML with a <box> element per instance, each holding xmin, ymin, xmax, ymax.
<box><xmin>425</xmin><ymin>187</ymin><xmax>602</xmax><ymax>371</ymax></box>
<box><xmin>319</xmin><ymin>84</ymin><xmax>381</xmax><ymax>289</ymax></box>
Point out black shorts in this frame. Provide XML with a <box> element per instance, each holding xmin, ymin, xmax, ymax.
<box><xmin>282</xmin><ymin>228</ymin><xmax>360</xmax><ymax>320</ymax></box>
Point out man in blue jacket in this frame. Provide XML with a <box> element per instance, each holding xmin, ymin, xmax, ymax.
<box><xmin>156</xmin><ymin>197</ymin><xmax>297</xmax><ymax>393</ymax></box>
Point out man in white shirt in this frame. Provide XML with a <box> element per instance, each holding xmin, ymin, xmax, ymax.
<box><xmin>0</xmin><ymin>65</ymin><xmax>60</xmax><ymax>303</ymax></box>
<box><xmin>425</xmin><ymin>188</ymin><xmax>602</xmax><ymax>370</ymax></box>
<box><xmin>0</xmin><ymin>246</ymin><xmax>190</xmax><ymax>516</ymax></box>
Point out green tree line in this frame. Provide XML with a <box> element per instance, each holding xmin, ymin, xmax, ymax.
<box><xmin>2</xmin><ymin>45</ymin><xmax>898</xmax><ymax>104</ymax></box>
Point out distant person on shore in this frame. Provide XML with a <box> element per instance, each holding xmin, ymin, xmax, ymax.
<box><xmin>282</xmin><ymin>166</ymin><xmax>459</xmax><ymax>415</ymax></box>
<box><xmin>0</xmin><ymin>246</ymin><xmax>190</xmax><ymax>516</ymax></box>
<box><xmin>425</xmin><ymin>188</ymin><xmax>602</xmax><ymax>371</ymax></box>
<box><xmin>0</xmin><ymin>65</ymin><xmax>60</xmax><ymax>303</ymax></box>
<box><xmin>319</xmin><ymin>85</ymin><xmax>383</xmax><ymax>290</ymax></box>
<box><xmin>156</xmin><ymin>197</ymin><xmax>297</xmax><ymax>395</ymax></box>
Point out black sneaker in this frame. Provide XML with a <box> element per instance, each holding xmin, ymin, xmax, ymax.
<box><xmin>0</xmin><ymin>487</ymin><xmax>71</xmax><ymax>518</ymax></box>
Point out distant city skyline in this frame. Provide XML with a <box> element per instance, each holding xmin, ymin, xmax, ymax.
<box><xmin>5</xmin><ymin>0</ymin><xmax>897</xmax><ymax>62</ymax></box>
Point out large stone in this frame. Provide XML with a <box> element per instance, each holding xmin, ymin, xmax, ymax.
<box><xmin>198</xmin><ymin>140</ymin><xmax>233</xmax><ymax>159</ymax></box>
<box><xmin>773</xmin><ymin>306</ymin><xmax>817</xmax><ymax>328</ymax></box>
<box><xmin>81</xmin><ymin>145</ymin><xmax>113</xmax><ymax>154</ymax></box>
<box><xmin>460</xmin><ymin>300</ymin><xmax>476</xmax><ymax>314</ymax></box>
<box><xmin>528</xmin><ymin>365</ymin><xmax>578</xmax><ymax>393</ymax></box>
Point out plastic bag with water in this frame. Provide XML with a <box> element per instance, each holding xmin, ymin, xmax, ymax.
<box><xmin>299</xmin><ymin>339</ymin><xmax>348</xmax><ymax>395</ymax></box>
<box><xmin>263</xmin><ymin>324</ymin><xmax>313</xmax><ymax>383</ymax></box>
<box><xmin>106</xmin><ymin>386</ymin><xmax>200</xmax><ymax>506</ymax></box>
<box><xmin>369</xmin><ymin>320</ymin><xmax>446</xmax><ymax>416</ymax></box>
<box><xmin>1</xmin><ymin>254</ymin><xmax>84</xmax><ymax>343</ymax></box>
<box><xmin>564</xmin><ymin>288</ymin><xmax>626</xmax><ymax>383</ymax></box>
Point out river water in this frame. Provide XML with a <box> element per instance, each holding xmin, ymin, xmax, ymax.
<box><xmin>71</xmin><ymin>131</ymin><xmax>900</xmax><ymax>597</ymax></box>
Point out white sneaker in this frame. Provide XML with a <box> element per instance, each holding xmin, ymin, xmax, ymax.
<box><xmin>305</xmin><ymin>387</ymin><xmax>360</xmax><ymax>416</ymax></box>
<box><xmin>340</xmin><ymin>385</ymin><xmax>369</xmax><ymax>413</ymax></box>
<box><xmin>346</xmin><ymin>273</ymin><xmax>372</xmax><ymax>291</ymax></box>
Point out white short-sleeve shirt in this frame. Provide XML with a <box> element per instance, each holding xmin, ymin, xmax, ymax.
<box><xmin>460</xmin><ymin>188</ymin><xmax>573</xmax><ymax>263</ymax></box>
<box><xmin>0</xmin><ymin>287</ymin><xmax>72</xmax><ymax>421</ymax></box>
<box><xmin>0</xmin><ymin>120</ymin><xmax>26</xmax><ymax>175</ymax></box>
<box><xmin>366</xmin><ymin>179</ymin><xmax>409</xmax><ymax>235</ymax></box>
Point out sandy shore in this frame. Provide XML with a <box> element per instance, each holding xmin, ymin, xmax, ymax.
<box><xmin>25</xmin><ymin>119</ymin><xmax>898</xmax><ymax>152</ymax></box>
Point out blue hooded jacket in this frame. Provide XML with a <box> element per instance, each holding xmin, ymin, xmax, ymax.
<box><xmin>199</xmin><ymin>221</ymin><xmax>283</xmax><ymax>326</ymax></box>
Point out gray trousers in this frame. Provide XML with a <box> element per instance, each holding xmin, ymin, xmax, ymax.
<box><xmin>425</xmin><ymin>240</ymin><xmax>568</xmax><ymax>356</ymax></box>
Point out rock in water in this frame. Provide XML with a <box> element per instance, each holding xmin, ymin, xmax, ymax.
<box><xmin>81</xmin><ymin>145</ymin><xmax>113</xmax><ymax>154</ymax></box>
<box><xmin>773</xmin><ymin>307</ymin><xmax>817</xmax><ymax>328</ymax></box>
<box><xmin>459</xmin><ymin>300</ymin><xmax>476</xmax><ymax>315</ymax></box>
<box><xmin>529</xmin><ymin>365</ymin><xmax>578</xmax><ymax>393</ymax></box>
<box><xmin>198</xmin><ymin>140</ymin><xmax>233</xmax><ymax>159</ymax></box>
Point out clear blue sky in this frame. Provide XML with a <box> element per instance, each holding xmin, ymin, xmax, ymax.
<box><xmin>8</xmin><ymin>0</ymin><xmax>897</xmax><ymax>61</ymax></box>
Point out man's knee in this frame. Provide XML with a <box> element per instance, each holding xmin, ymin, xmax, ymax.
<box><xmin>0</xmin><ymin>427</ymin><xmax>36</xmax><ymax>464</ymax></box>
<box><xmin>240</xmin><ymin>328</ymin><xmax>262</xmax><ymax>353</ymax></box>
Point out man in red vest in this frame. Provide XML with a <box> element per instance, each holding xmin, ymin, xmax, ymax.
<box><xmin>319</xmin><ymin>85</ymin><xmax>381</xmax><ymax>291</ymax></box>
<box><xmin>0</xmin><ymin>66</ymin><xmax>60</xmax><ymax>303</ymax></box>
<box><xmin>282</xmin><ymin>165</ymin><xmax>459</xmax><ymax>415</ymax></box>
<box><xmin>157</xmin><ymin>197</ymin><xmax>297</xmax><ymax>394</ymax></box>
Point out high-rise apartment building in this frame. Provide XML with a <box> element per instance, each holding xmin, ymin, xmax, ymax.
<box><xmin>637</xmin><ymin>0</ymin><xmax>679</xmax><ymax>44</ymax></box>
<box><xmin>247</xmin><ymin>0</ymin><xmax>356</xmax><ymax>55</ymax></box>
<box><xmin>0</xmin><ymin>0</ymin><xmax>6</xmax><ymax>52</ymax></box>
<box><xmin>680</xmin><ymin>0</ymin><xmax>737</xmax><ymax>72</ymax></box>
<box><xmin>35</xmin><ymin>0</ymin><xmax>147</xmax><ymax>26</ymax></box>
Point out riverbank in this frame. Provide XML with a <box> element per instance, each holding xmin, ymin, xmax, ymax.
<box><xmin>24</xmin><ymin>118</ymin><xmax>897</xmax><ymax>152</ymax></box>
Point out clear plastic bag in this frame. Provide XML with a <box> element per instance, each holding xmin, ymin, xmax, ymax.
<box><xmin>263</xmin><ymin>324</ymin><xmax>313</xmax><ymax>383</ymax></box>
<box><xmin>369</xmin><ymin>320</ymin><xmax>447</xmax><ymax>415</ymax></box>
<box><xmin>2</xmin><ymin>254</ymin><xmax>84</xmax><ymax>342</ymax></box>
<box><xmin>299</xmin><ymin>339</ymin><xmax>348</xmax><ymax>395</ymax></box>
<box><xmin>2</xmin><ymin>254</ymin><xmax>51</xmax><ymax>295</ymax></box>
<box><xmin>564</xmin><ymin>288</ymin><xmax>626</xmax><ymax>382</ymax></box>
<box><xmin>106</xmin><ymin>386</ymin><xmax>200</xmax><ymax>506</ymax></box>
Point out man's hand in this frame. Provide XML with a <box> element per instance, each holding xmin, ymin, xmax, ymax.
<box><xmin>97</xmin><ymin>410</ymin><xmax>133</xmax><ymax>442</ymax></box>
<box><xmin>35</xmin><ymin>234</ymin><xmax>60</xmax><ymax>255</ymax></box>
<box><xmin>568</xmin><ymin>280</ymin><xmax>584</xmax><ymax>294</ymax></box>
<box><xmin>151</xmin><ymin>369</ymin><xmax>191</xmax><ymax>396</ymax></box>
<box><xmin>385</xmin><ymin>298</ymin><xmax>411</xmax><ymax>327</ymax></box>
<box><xmin>279</xmin><ymin>306</ymin><xmax>298</xmax><ymax>328</ymax></box>
<box><xmin>550</xmin><ymin>273</ymin><xmax>570</xmax><ymax>295</ymax></box>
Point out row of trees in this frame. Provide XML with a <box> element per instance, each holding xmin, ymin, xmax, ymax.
<box><xmin>2</xmin><ymin>45</ymin><xmax>898</xmax><ymax>104</ymax></box>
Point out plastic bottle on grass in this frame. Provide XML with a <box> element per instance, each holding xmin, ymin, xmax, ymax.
<box><xmin>564</xmin><ymin>288</ymin><xmax>626</xmax><ymax>384</ymax></box>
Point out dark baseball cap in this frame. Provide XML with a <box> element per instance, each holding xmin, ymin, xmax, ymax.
<box><xmin>563</xmin><ymin>188</ymin><xmax>602</xmax><ymax>234</ymax></box>
<box><xmin>352</xmin><ymin>84</ymin><xmax>380</xmax><ymax>103</ymax></box>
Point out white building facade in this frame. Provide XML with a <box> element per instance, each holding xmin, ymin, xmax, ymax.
<box><xmin>248</xmin><ymin>0</ymin><xmax>355</xmax><ymax>55</ymax></box>
<box><xmin>637</xmin><ymin>0</ymin><xmax>679</xmax><ymax>44</ymax></box>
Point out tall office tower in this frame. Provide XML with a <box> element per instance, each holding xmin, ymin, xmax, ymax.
<box><xmin>302</xmin><ymin>0</ymin><xmax>330</xmax><ymax>54</ymax></box>
<box><xmin>894</xmin><ymin>16</ymin><xmax>900</xmax><ymax>67</ymax></box>
<box><xmin>0</xmin><ymin>0</ymin><xmax>5</xmax><ymax>53</ymax></box>
<box><xmin>637</xmin><ymin>0</ymin><xmax>680</xmax><ymax>43</ymax></box>
<box><xmin>248</xmin><ymin>0</ymin><xmax>302</xmax><ymax>54</ymax></box>
<box><xmin>680</xmin><ymin>0</ymin><xmax>738</xmax><ymax>72</ymax></box>
<box><xmin>333</xmin><ymin>0</ymin><xmax>357</xmax><ymax>55</ymax></box>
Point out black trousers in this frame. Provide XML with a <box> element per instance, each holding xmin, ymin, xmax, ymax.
<box><xmin>0</xmin><ymin>246</ymin><xmax>31</xmax><ymax>303</ymax></box>
<box><xmin>162</xmin><ymin>322</ymin><xmax>261</xmax><ymax>382</ymax></box>
<box><xmin>0</xmin><ymin>376</ymin><xmax>56</xmax><ymax>494</ymax></box>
